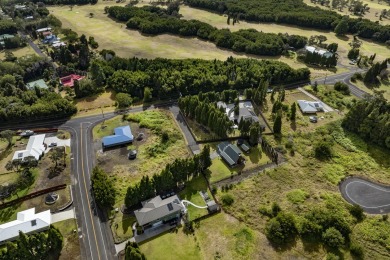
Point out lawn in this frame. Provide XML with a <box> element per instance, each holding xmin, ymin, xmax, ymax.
<box><xmin>208</xmin><ymin>145</ymin><xmax>269</xmax><ymax>183</ymax></box>
<box><xmin>179</xmin><ymin>176</ymin><xmax>211</xmax><ymax>221</ymax></box>
<box><xmin>140</xmin><ymin>227</ymin><xmax>202</xmax><ymax>260</ymax></box>
<box><xmin>93</xmin><ymin>110</ymin><xmax>190</xmax><ymax>208</ymax></box>
<box><xmin>53</xmin><ymin>219</ymin><xmax>81</xmax><ymax>260</ymax></box>
<box><xmin>74</xmin><ymin>89</ymin><xmax>116</xmax><ymax>112</ymax></box>
<box><xmin>216</xmin><ymin>120</ymin><xmax>390</xmax><ymax>258</ymax></box>
<box><xmin>179</xmin><ymin>5</ymin><xmax>390</xmax><ymax>77</ymax></box>
<box><xmin>0</xmin><ymin>45</ymin><xmax>36</xmax><ymax>60</ymax></box>
<box><xmin>111</xmin><ymin>214</ymin><xmax>136</xmax><ymax>243</ymax></box>
<box><xmin>354</xmin><ymin>79</ymin><xmax>390</xmax><ymax>101</ymax></box>
<box><xmin>185</xmin><ymin>117</ymin><xmax>241</xmax><ymax>141</ymax></box>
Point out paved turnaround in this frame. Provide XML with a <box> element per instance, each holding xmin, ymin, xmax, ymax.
<box><xmin>339</xmin><ymin>177</ymin><xmax>390</xmax><ymax>214</ymax></box>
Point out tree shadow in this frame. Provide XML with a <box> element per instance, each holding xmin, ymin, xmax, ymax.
<box><xmin>335</xmin><ymin>35</ymin><xmax>349</xmax><ymax>41</ymax></box>
<box><xmin>268</xmin><ymin>238</ymin><xmax>297</xmax><ymax>252</ymax></box>
<box><xmin>290</xmin><ymin>120</ymin><xmax>297</xmax><ymax>131</ymax></box>
<box><xmin>248</xmin><ymin>146</ymin><xmax>261</xmax><ymax>164</ymax></box>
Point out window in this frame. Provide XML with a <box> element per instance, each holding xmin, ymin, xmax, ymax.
<box><xmin>31</xmin><ymin>220</ymin><xmax>36</xmax><ymax>226</ymax></box>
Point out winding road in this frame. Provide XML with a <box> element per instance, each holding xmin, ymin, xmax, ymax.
<box><xmin>340</xmin><ymin>177</ymin><xmax>390</xmax><ymax>214</ymax></box>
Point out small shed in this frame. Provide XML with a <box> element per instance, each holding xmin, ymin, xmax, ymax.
<box><xmin>207</xmin><ymin>200</ymin><xmax>219</xmax><ymax>212</ymax></box>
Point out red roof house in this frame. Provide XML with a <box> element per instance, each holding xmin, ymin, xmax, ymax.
<box><xmin>59</xmin><ymin>74</ymin><xmax>85</xmax><ymax>88</ymax></box>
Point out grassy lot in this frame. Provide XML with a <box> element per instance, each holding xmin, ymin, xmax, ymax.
<box><xmin>111</xmin><ymin>214</ymin><xmax>136</xmax><ymax>243</ymax></box>
<box><xmin>0</xmin><ymin>45</ymin><xmax>36</xmax><ymax>60</ymax></box>
<box><xmin>354</xmin><ymin>79</ymin><xmax>390</xmax><ymax>101</ymax></box>
<box><xmin>179</xmin><ymin>176</ymin><xmax>211</xmax><ymax>221</ymax></box>
<box><xmin>140</xmin><ymin>212</ymin><xmax>268</xmax><ymax>259</ymax></box>
<box><xmin>179</xmin><ymin>5</ymin><xmax>390</xmax><ymax>76</ymax></box>
<box><xmin>53</xmin><ymin>219</ymin><xmax>81</xmax><ymax>260</ymax></box>
<box><xmin>48</xmin><ymin>3</ymin><xmax>268</xmax><ymax>61</ymax></box>
<box><xmin>303</xmin><ymin>0</ymin><xmax>390</xmax><ymax>26</ymax></box>
<box><xmin>93</xmin><ymin>110</ymin><xmax>190</xmax><ymax>208</ymax></box>
<box><xmin>185</xmin><ymin>117</ymin><xmax>241</xmax><ymax>141</ymax></box>
<box><xmin>217</xmin><ymin>120</ymin><xmax>390</xmax><ymax>258</ymax></box>
<box><xmin>74</xmin><ymin>89</ymin><xmax>116</xmax><ymax>112</ymax></box>
<box><xmin>208</xmin><ymin>145</ymin><xmax>270</xmax><ymax>183</ymax></box>
<box><xmin>303</xmin><ymin>84</ymin><xmax>357</xmax><ymax>111</ymax></box>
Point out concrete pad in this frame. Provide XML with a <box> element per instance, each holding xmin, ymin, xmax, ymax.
<box><xmin>51</xmin><ymin>208</ymin><xmax>75</xmax><ymax>223</ymax></box>
<box><xmin>44</xmin><ymin>136</ymin><xmax>70</xmax><ymax>153</ymax></box>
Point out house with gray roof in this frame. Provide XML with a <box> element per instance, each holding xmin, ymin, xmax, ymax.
<box><xmin>217</xmin><ymin>101</ymin><xmax>262</xmax><ymax>127</ymax></box>
<box><xmin>297</xmin><ymin>100</ymin><xmax>324</xmax><ymax>114</ymax></box>
<box><xmin>134</xmin><ymin>195</ymin><xmax>184</xmax><ymax>230</ymax></box>
<box><xmin>217</xmin><ymin>142</ymin><xmax>243</xmax><ymax>167</ymax></box>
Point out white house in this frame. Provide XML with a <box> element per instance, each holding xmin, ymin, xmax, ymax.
<box><xmin>297</xmin><ymin>100</ymin><xmax>324</xmax><ymax>114</ymax></box>
<box><xmin>0</xmin><ymin>208</ymin><xmax>51</xmax><ymax>243</ymax></box>
<box><xmin>304</xmin><ymin>45</ymin><xmax>333</xmax><ymax>58</ymax></box>
<box><xmin>12</xmin><ymin>134</ymin><xmax>46</xmax><ymax>161</ymax></box>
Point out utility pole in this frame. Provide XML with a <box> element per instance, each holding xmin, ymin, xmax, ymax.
<box><xmin>101</xmin><ymin>106</ymin><xmax>105</xmax><ymax>128</ymax></box>
<box><xmin>324</xmin><ymin>74</ymin><xmax>327</xmax><ymax>85</ymax></box>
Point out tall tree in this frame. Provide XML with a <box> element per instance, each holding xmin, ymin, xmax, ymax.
<box><xmin>273</xmin><ymin>114</ymin><xmax>282</xmax><ymax>134</ymax></box>
<box><xmin>0</xmin><ymin>129</ymin><xmax>14</xmax><ymax>147</ymax></box>
<box><xmin>334</xmin><ymin>18</ymin><xmax>349</xmax><ymax>36</ymax></box>
<box><xmin>290</xmin><ymin>102</ymin><xmax>297</xmax><ymax>120</ymax></box>
<box><xmin>91</xmin><ymin>166</ymin><xmax>116</xmax><ymax>210</ymax></box>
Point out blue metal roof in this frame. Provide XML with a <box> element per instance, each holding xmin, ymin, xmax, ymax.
<box><xmin>102</xmin><ymin>125</ymin><xmax>133</xmax><ymax>147</ymax></box>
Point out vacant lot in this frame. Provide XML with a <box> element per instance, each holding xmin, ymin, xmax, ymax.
<box><xmin>0</xmin><ymin>45</ymin><xmax>36</xmax><ymax>60</ymax></box>
<box><xmin>93</xmin><ymin>110</ymin><xmax>190</xmax><ymax>208</ymax></box>
<box><xmin>74</xmin><ymin>90</ymin><xmax>116</xmax><ymax>111</ymax></box>
<box><xmin>218</xmin><ymin>121</ymin><xmax>390</xmax><ymax>258</ymax></box>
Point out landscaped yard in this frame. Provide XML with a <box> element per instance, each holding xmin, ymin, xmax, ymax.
<box><xmin>53</xmin><ymin>219</ymin><xmax>81</xmax><ymax>260</ymax></box>
<box><xmin>93</xmin><ymin>110</ymin><xmax>190</xmax><ymax>208</ymax></box>
<box><xmin>208</xmin><ymin>145</ymin><xmax>270</xmax><ymax>183</ymax></box>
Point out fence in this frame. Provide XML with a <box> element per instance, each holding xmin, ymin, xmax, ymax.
<box><xmin>0</xmin><ymin>184</ymin><xmax>67</xmax><ymax>210</ymax></box>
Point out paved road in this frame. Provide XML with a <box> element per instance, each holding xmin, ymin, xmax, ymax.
<box><xmin>339</xmin><ymin>177</ymin><xmax>390</xmax><ymax>214</ymax></box>
<box><xmin>18</xmin><ymin>31</ymin><xmax>45</xmax><ymax>58</ymax></box>
<box><xmin>311</xmin><ymin>68</ymin><xmax>369</xmax><ymax>99</ymax></box>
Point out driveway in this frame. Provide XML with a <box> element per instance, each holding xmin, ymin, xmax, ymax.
<box><xmin>298</xmin><ymin>87</ymin><xmax>334</xmax><ymax>112</ymax></box>
<box><xmin>51</xmin><ymin>208</ymin><xmax>75</xmax><ymax>223</ymax></box>
<box><xmin>339</xmin><ymin>177</ymin><xmax>390</xmax><ymax>214</ymax></box>
<box><xmin>44</xmin><ymin>136</ymin><xmax>70</xmax><ymax>153</ymax></box>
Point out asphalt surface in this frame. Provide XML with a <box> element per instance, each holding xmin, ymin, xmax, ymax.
<box><xmin>340</xmin><ymin>177</ymin><xmax>390</xmax><ymax>214</ymax></box>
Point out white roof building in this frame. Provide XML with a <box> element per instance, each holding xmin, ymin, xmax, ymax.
<box><xmin>12</xmin><ymin>134</ymin><xmax>46</xmax><ymax>161</ymax></box>
<box><xmin>297</xmin><ymin>100</ymin><xmax>325</xmax><ymax>114</ymax></box>
<box><xmin>36</xmin><ymin>27</ymin><xmax>52</xmax><ymax>33</ymax></box>
<box><xmin>0</xmin><ymin>208</ymin><xmax>51</xmax><ymax>243</ymax></box>
<box><xmin>304</xmin><ymin>45</ymin><xmax>334</xmax><ymax>58</ymax></box>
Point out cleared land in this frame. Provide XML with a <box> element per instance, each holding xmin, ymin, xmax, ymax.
<box><xmin>353</xmin><ymin>79</ymin><xmax>390</xmax><ymax>100</ymax></box>
<box><xmin>53</xmin><ymin>219</ymin><xmax>81</xmax><ymax>260</ymax></box>
<box><xmin>0</xmin><ymin>45</ymin><xmax>36</xmax><ymax>60</ymax></box>
<box><xmin>217</xmin><ymin>120</ymin><xmax>390</xmax><ymax>258</ymax></box>
<box><xmin>74</xmin><ymin>90</ymin><xmax>116</xmax><ymax>112</ymax></box>
<box><xmin>93</xmin><ymin>110</ymin><xmax>190</xmax><ymax>208</ymax></box>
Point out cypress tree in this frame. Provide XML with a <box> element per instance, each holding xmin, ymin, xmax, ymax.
<box><xmin>273</xmin><ymin>114</ymin><xmax>282</xmax><ymax>134</ymax></box>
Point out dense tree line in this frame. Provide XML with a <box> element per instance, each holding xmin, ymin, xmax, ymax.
<box><xmin>342</xmin><ymin>93</ymin><xmax>390</xmax><ymax>149</ymax></box>
<box><xmin>125</xmin><ymin>146</ymin><xmax>211</xmax><ymax>208</ymax></box>
<box><xmin>184</xmin><ymin>0</ymin><xmax>390</xmax><ymax>44</ymax></box>
<box><xmin>107</xmin><ymin>6</ymin><xmax>307</xmax><ymax>56</ymax></box>
<box><xmin>91</xmin><ymin>166</ymin><xmax>116</xmax><ymax>210</ymax></box>
<box><xmin>0</xmin><ymin>226</ymin><xmax>63</xmax><ymax>259</ymax></box>
<box><xmin>1</xmin><ymin>36</ymin><xmax>27</xmax><ymax>50</ymax></box>
<box><xmin>96</xmin><ymin>56</ymin><xmax>310</xmax><ymax>100</ymax></box>
<box><xmin>179</xmin><ymin>95</ymin><xmax>233</xmax><ymax>137</ymax></box>
<box><xmin>303</xmin><ymin>51</ymin><xmax>338</xmax><ymax>67</ymax></box>
<box><xmin>363</xmin><ymin>60</ymin><xmax>388</xmax><ymax>84</ymax></box>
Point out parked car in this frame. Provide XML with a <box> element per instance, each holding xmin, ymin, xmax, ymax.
<box><xmin>20</xmin><ymin>130</ymin><xmax>34</xmax><ymax>137</ymax></box>
<box><xmin>309</xmin><ymin>116</ymin><xmax>318</xmax><ymax>123</ymax></box>
<box><xmin>128</xmin><ymin>150</ymin><xmax>137</xmax><ymax>160</ymax></box>
<box><xmin>48</xmin><ymin>142</ymin><xmax>57</xmax><ymax>147</ymax></box>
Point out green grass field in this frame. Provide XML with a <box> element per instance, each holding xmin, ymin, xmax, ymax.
<box><xmin>208</xmin><ymin>145</ymin><xmax>269</xmax><ymax>183</ymax></box>
<box><xmin>111</xmin><ymin>214</ymin><xmax>136</xmax><ymax>243</ymax></box>
<box><xmin>53</xmin><ymin>219</ymin><xmax>81</xmax><ymax>260</ymax></box>
<box><xmin>354</xmin><ymin>80</ymin><xmax>390</xmax><ymax>101</ymax></box>
<box><xmin>0</xmin><ymin>45</ymin><xmax>36</xmax><ymax>60</ymax></box>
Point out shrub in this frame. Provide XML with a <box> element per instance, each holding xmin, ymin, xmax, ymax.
<box><xmin>326</xmin><ymin>253</ymin><xmax>340</xmax><ymax>260</ymax></box>
<box><xmin>271</xmin><ymin>202</ymin><xmax>281</xmax><ymax>217</ymax></box>
<box><xmin>322</xmin><ymin>227</ymin><xmax>345</xmax><ymax>248</ymax></box>
<box><xmin>334</xmin><ymin>82</ymin><xmax>350</xmax><ymax>95</ymax></box>
<box><xmin>382</xmin><ymin>214</ymin><xmax>389</xmax><ymax>221</ymax></box>
<box><xmin>314</xmin><ymin>141</ymin><xmax>333</xmax><ymax>160</ymax></box>
<box><xmin>265</xmin><ymin>212</ymin><xmax>297</xmax><ymax>244</ymax></box>
<box><xmin>221</xmin><ymin>193</ymin><xmax>234</xmax><ymax>206</ymax></box>
<box><xmin>115</xmin><ymin>93</ymin><xmax>133</xmax><ymax>108</ymax></box>
<box><xmin>350</xmin><ymin>242</ymin><xmax>364</xmax><ymax>259</ymax></box>
<box><xmin>349</xmin><ymin>204</ymin><xmax>364</xmax><ymax>221</ymax></box>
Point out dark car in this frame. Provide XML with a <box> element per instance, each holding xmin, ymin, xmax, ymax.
<box><xmin>48</xmin><ymin>142</ymin><xmax>57</xmax><ymax>147</ymax></box>
<box><xmin>128</xmin><ymin>150</ymin><xmax>137</xmax><ymax>160</ymax></box>
<box><xmin>309</xmin><ymin>116</ymin><xmax>318</xmax><ymax>123</ymax></box>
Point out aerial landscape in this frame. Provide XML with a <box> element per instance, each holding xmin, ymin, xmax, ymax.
<box><xmin>0</xmin><ymin>0</ymin><xmax>389</xmax><ymax>259</ymax></box>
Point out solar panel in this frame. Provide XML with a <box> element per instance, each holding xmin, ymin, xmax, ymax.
<box><xmin>167</xmin><ymin>203</ymin><xmax>174</xmax><ymax>211</ymax></box>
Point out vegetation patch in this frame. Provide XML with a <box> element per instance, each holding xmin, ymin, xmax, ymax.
<box><xmin>286</xmin><ymin>189</ymin><xmax>309</xmax><ymax>204</ymax></box>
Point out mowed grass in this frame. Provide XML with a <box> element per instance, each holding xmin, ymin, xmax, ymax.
<box><xmin>74</xmin><ymin>89</ymin><xmax>116</xmax><ymax>111</ymax></box>
<box><xmin>179</xmin><ymin>5</ymin><xmax>390</xmax><ymax>75</ymax></box>
<box><xmin>0</xmin><ymin>45</ymin><xmax>36</xmax><ymax>60</ymax></box>
<box><xmin>111</xmin><ymin>214</ymin><xmax>136</xmax><ymax>243</ymax></box>
<box><xmin>208</xmin><ymin>146</ymin><xmax>269</xmax><ymax>183</ymax></box>
<box><xmin>48</xmin><ymin>3</ymin><xmax>269</xmax><ymax>61</ymax></box>
<box><xmin>354</xmin><ymin>79</ymin><xmax>390</xmax><ymax>101</ymax></box>
<box><xmin>218</xmin><ymin>121</ymin><xmax>390</xmax><ymax>258</ymax></box>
